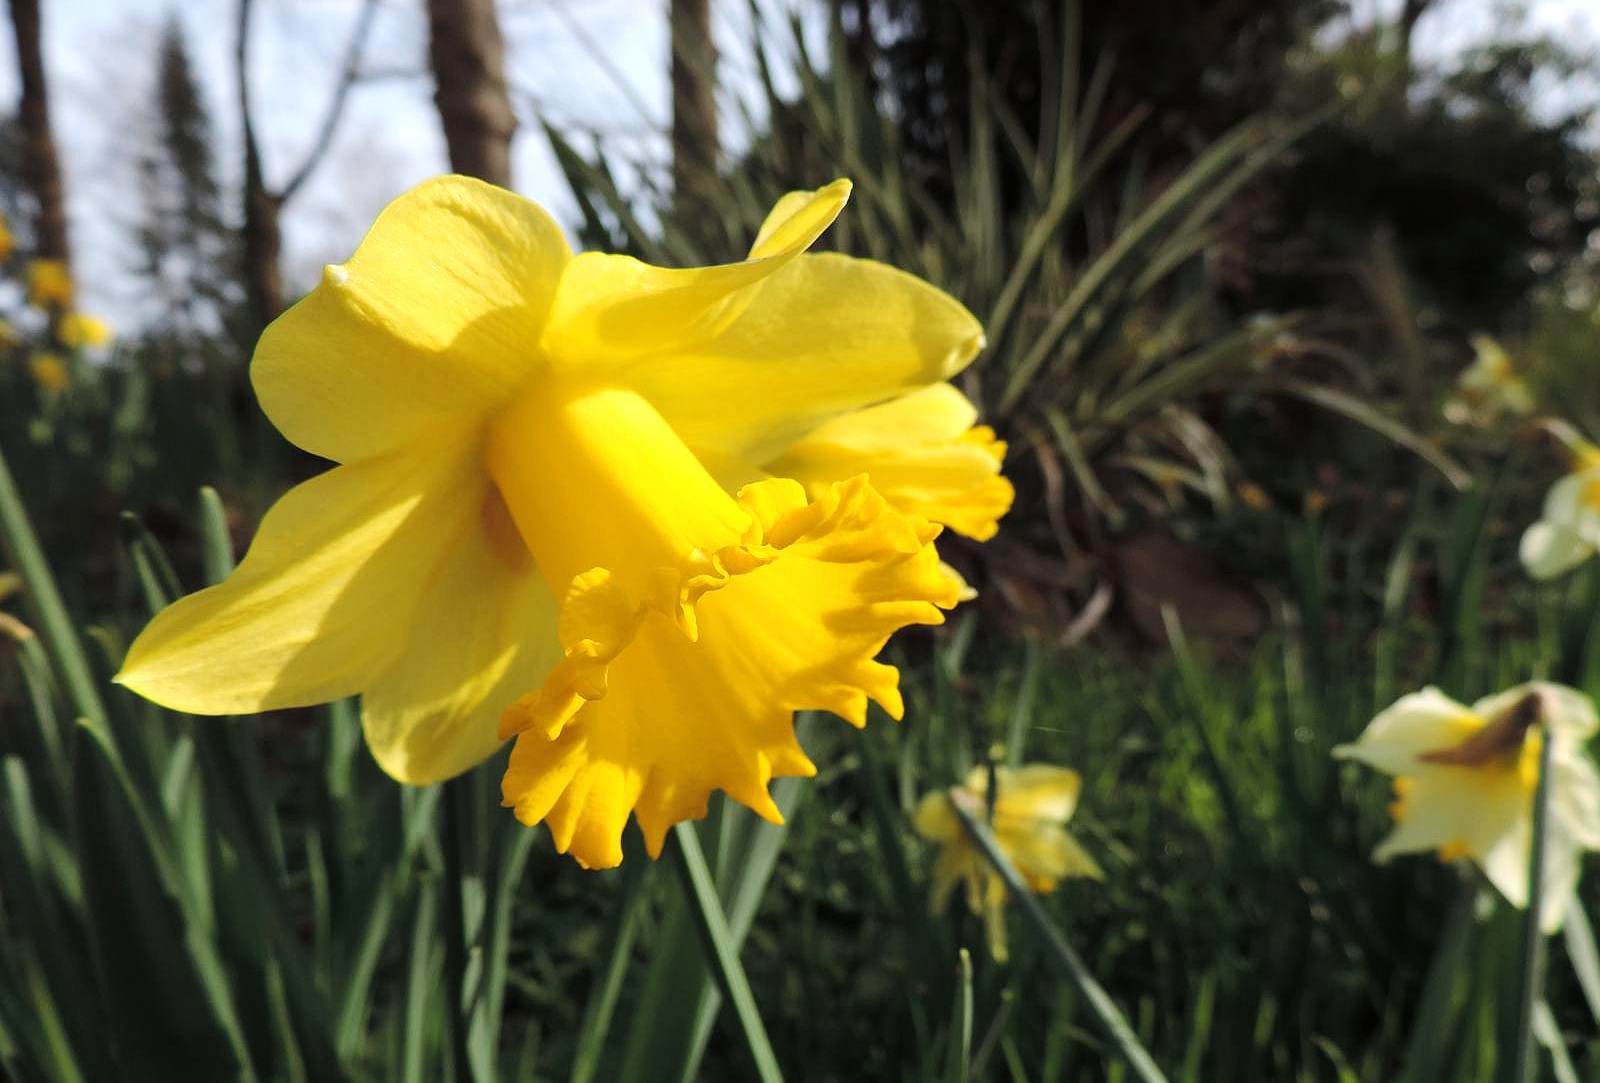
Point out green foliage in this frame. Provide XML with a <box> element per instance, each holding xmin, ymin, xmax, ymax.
<box><xmin>550</xmin><ymin>4</ymin><xmax>1422</xmax><ymax>637</ymax></box>
<box><xmin>2</xmin><ymin>3</ymin><xmax>1599</xmax><ymax>1080</ymax></box>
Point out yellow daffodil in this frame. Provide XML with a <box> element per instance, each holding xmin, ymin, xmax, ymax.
<box><xmin>914</xmin><ymin>764</ymin><xmax>1103</xmax><ymax>960</ymax></box>
<box><xmin>1236</xmin><ymin>481</ymin><xmax>1272</xmax><ymax>510</ymax></box>
<box><xmin>0</xmin><ymin>318</ymin><xmax>18</xmax><ymax>350</ymax></box>
<box><xmin>1333</xmin><ymin>683</ymin><xmax>1600</xmax><ymax>932</ymax></box>
<box><xmin>1443</xmin><ymin>335</ymin><xmax>1535</xmax><ymax>427</ymax></box>
<box><xmin>26</xmin><ymin>259</ymin><xmax>73</xmax><ymax>309</ymax></box>
<box><xmin>761</xmin><ymin>382</ymin><xmax>1012</xmax><ymax>541</ymax></box>
<box><xmin>28</xmin><ymin>352</ymin><xmax>68</xmax><ymax>393</ymax></box>
<box><xmin>117</xmin><ymin>175</ymin><xmax>991</xmax><ymax>868</ymax></box>
<box><xmin>0</xmin><ymin>213</ymin><xmax>14</xmax><ymax>262</ymax></box>
<box><xmin>59</xmin><ymin>312</ymin><xmax>112</xmax><ymax>349</ymax></box>
<box><xmin>1520</xmin><ymin>436</ymin><xmax>1600</xmax><ymax>580</ymax></box>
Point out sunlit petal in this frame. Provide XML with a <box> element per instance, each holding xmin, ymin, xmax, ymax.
<box><xmin>253</xmin><ymin>176</ymin><xmax>571</xmax><ymax>462</ymax></box>
<box><xmin>1332</xmin><ymin>687</ymin><xmax>1482</xmax><ymax>776</ymax></box>
<box><xmin>118</xmin><ymin>439</ymin><xmax>483</xmax><ymax>714</ymax></box>
<box><xmin>765</xmin><ymin>383</ymin><xmax>1014</xmax><ymax>540</ymax></box>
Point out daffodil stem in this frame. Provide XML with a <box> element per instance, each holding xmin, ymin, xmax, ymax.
<box><xmin>948</xmin><ymin>798</ymin><xmax>1171</xmax><ymax>1083</ymax></box>
<box><xmin>441</xmin><ymin>777</ymin><xmax>476</xmax><ymax>1083</ymax></box>
<box><xmin>1507</xmin><ymin>722</ymin><xmax>1554</xmax><ymax>1083</ymax></box>
<box><xmin>668</xmin><ymin>822</ymin><xmax>785</xmax><ymax>1083</ymax></box>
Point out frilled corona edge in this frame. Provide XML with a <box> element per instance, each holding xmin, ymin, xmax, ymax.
<box><xmin>501</xmin><ymin>475</ymin><xmax>962</xmax><ymax>869</ymax></box>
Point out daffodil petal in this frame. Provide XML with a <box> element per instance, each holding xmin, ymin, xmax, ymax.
<box><xmin>360</xmin><ymin>512</ymin><xmax>560</xmax><ymax>785</ymax></box>
<box><xmin>1331</xmin><ymin>687</ymin><xmax>1482</xmax><ymax>776</ymax></box>
<box><xmin>927</xmin><ymin>843</ymin><xmax>969</xmax><ymax>914</ymax></box>
<box><xmin>1551</xmin><ymin>753</ymin><xmax>1600</xmax><ymax>849</ymax></box>
<box><xmin>748</xmin><ymin>181</ymin><xmax>852</xmax><ymax>259</ymax></box>
<box><xmin>1371</xmin><ymin>768</ymin><xmax>1523</xmax><ymax>870</ymax></box>
<box><xmin>914</xmin><ymin>790</ymin><xmax>960</xmax><ymax>842</ymax></box>
<box><xmin>117</xmin><ymin>440</ymin><xmax>484</xmax><ymax>714</ymax></box>
<box><xmin>252</xmin><ymin>176</ymin><xmax>571</xmax><ymax>462</ymax></box>
<box><xmin>765</xmin><ymin>383</ymin><xmax>1013</xmax><ymax>540</ymax></box>
<box><xmin>994</xmin><ymin>764</ymin><xmax>1085</xmax><ymax>823</ymax></box>
<box><xmin>621</xmin><ymin>253</ymin><xmax>984</xmax><ymax>465</ymax></box>
<box><xmin>1470</xmin><ymin>681</ymin><xmax>1600</xmax><ymax>744</ymax></box>
<box><xmin>1535</xmin><ymin>830</ymin><xmax>1584</xmax><ymax>932</ymax></box>
<box><xmin>539</xmin><ymin>181</ymin><xmax>851</xmax><ymax>367</ymax></box>
<box><xmin>999</xmin><ymin>822</ymin><xmax>1104</xmax><ymax>884</ymax></box>
<box><xmin>1520</xmin><ymin>520</ymin><xmax>1594</xmax><ymax>581</ymax></box>
<box><xmin>1473</xmin><ymin>792</ymin><xmax>1536</xmax><ymax>909</ymax></box>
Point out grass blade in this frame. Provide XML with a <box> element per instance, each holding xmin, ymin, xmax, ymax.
<box><xmin>0</xmin><ymin>443</ymin><xmax>106</xmax><ymax>723</ymax></box>
<box><xmin>944</xmin><ymin>948</ymin><xmax>975</xmax><ymax>1083</ymax></box>
<box><xmin>947</xmin><ymin>798</ymin><xmax>1169</xmax><ymax>1083</ymax></box>
<box><xmin>569</xmin><ymin>858</ymin><xmax>654</xmax><ymax>1083</ymax></box>
<box><xmin>1504</xmin><ymin>721</ymin><xmax>1554</xmax><ymax>1083</ymax></box>
<box><xmin>668</xmin><ymin>821</ymin><xmax>785</xmax><ymax>1083</ymax></box>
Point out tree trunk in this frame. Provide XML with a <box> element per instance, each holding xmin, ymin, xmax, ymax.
<box><xmin>425</xmin><ymin>0</ymin><xmax>516</xmax><ymax>187</ymax></box>
<box><xmin>242</xmin><ymin>176</ymin><xmax>284</xmax><ymax>331</ymax></box>
<box><xmin>8</xmin><ymin>0</ymin><xmax>71</xmax><ymax>271</ymax></box>
<box><xmin>670</xmin><ymin>0</ymin><xmax>719</xmax><ymax>212</ymax></box>
<box><xmin>237</xmin><ymin>0</ymin><xmax>284</xmax><ymax>331</ymax></box>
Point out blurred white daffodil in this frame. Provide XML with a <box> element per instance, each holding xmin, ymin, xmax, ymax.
<box><xmin>1520</xmin><ymin>432</ymin><xmax>1600</xmax><ymax>580</ymax></box>
<box><xmin>1334</xmin><ymin>683</ymin><xmax>1600</xmax><ymax>932</ymax></box>
<box><xmin>1443</xmin><ymin>334</ymin><xmax>1534</xmax><ymax>428</ymax></box>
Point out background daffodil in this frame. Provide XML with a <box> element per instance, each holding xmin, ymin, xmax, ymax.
<box><xmin>59</xmin><ymin>312</ymin><xmax>113</xmax><ymax>349</ymax></box>
<box><xmin>1442</xmin><ymin>334</ymin><xmax>1534</xmax><ymax>427</ymax></box>
<box><xmin>117</xmin><ymin>175</ymin><xmax>992</xmax><ymax>869</ymax></box>
<box><xmin>1520</xmin><ymin>436</ymin><xmax>1600</xmax><ymax>580</ymax></box>
<box><xmin>914</xmin><ymin>763</ymin><xmax>1103</xmax><ymax>960</ymax></box>
<box><xmin>1333</xmin><ymin>683</ymin><xmax>1600</xmax><ymax>932</ymax></box>
<box><xmin>25</xmin><ymin>258</ymin><xmax>72</xmax><ymax>308</ymax></box>
<box><xmin>28</xmin><ymin>352</ymin><xmax>68</xmax><ymax>393</ymax></box>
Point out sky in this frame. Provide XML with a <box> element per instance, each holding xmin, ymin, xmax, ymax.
<box><xmin>0</xmin><ymin>0</ymin><xmax>818</xmax><ymax>326</ymax></box>
<box><xmin>0</xmin><ymin>0</ymin><xmax>1594</xmax><ymax>328</ymax></box>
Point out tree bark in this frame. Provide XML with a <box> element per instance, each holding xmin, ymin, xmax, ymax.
<box><xmin>670</xmin><ymin>0</ymin><xmax>719</xmax><ymax>212</ymax></box>
<box><xmin>237</xmin><ymin>0</ymin><xmax>284</xmax><ymax>330</ymax></box>
<box><xmin>8</xmin><ymin>0</ymin><xmax>71</xmax><ymax>270</ymax></box>
<box><xmin>425</xmin><ymin>0</ymin><xmax>516</xmax><ymax>187</ymax></box>
<box><xmin>242</xmin><ymin>173</ymin><xmax>284</xmax><ymax>331</ymax></box>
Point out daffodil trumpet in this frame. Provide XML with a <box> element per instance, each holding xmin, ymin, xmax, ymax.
<box><xmin>117</xmin><ymin>175</ymin><xmax>1011</xmax><ymax>868</ymax></box>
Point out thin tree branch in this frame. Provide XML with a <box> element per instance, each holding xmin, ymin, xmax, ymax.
<box><xmin>236</xmin><ymin>0</ymin><xmax>262</xmax><ymax>201</ymax></box>
<box><xmin>280</xmin><ymin>0</ymin><xmax>383</xmax><ymax>203</ymax></box>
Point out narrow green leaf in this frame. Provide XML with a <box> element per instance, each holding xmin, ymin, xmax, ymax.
<box><xmin>570</xmin><ymin>859</ymin><xmax>655</xmax><ymax>1083</ymax></box>
<box><xmin>668</xmin><ymin>822</ymin><xmax>785</xmax><ymax>1083</ymax></box>
<box><xmin>0</xmin><ymin>443</ymin><xmax>106</xmax><ymax>723</ymax></box>
<box><xmin>944</xmin><ymin>949</ymin><xmax>975</xmax><ymax>1083</ymax></box>
<box><xmin>1505</xmin><ymin>724</ymin><xmax>1555</xmax><ymax>1083</ymax></box>
<box><xmin>1279</xmin><ymin>381</ymin><xmax>1470</xmax><ymax>491</ymax></box>
<box><xmin>947</xmin><ymin>799</ymin><xmax>1169</xmax><ymax>1083</ymax></box>
<box><xmin>72</xmin><ymin>720</ymin><xmax>257</xmax><ymax>1081</ymax></box>
<box><xmin>197</xmin><ymin>485</ymin><xmax>237</xmax><ymax>581</ymax></box>
<box><xmin>401</xmin><ymin>878</ymin><xmax>442</xmax><ymax>1083</ymax></box>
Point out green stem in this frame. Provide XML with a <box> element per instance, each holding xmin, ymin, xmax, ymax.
<box><xmin>441</xmin><ymin>777</ymin><xmax>475</xmax><ymax>1083</ymax></box>
<box><xmin>1507</xmin><ymin>720</ymin><xmax>1554</xmax><ymax>1083</ymax></box>
<box><xmin>948</xmin><ymin>798</ymin><xmax>1170</xmax><ymax>1083</ymax></box>
<box><xmin>668</xmin><ymin>822</ymin><xmax>784</xmax><ymax>1083</ymax></box>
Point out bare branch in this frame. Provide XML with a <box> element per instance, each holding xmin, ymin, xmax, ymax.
<box><xmin>280</xmin><ymin>0</ymin><xmax>383</xmax><ymax>203</ymax></box>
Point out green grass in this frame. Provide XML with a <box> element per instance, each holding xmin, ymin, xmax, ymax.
<box><xmin>8</xmin><ymin>425</ymin><xmax>1597</xmax><ymax>1079</ymax></box>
